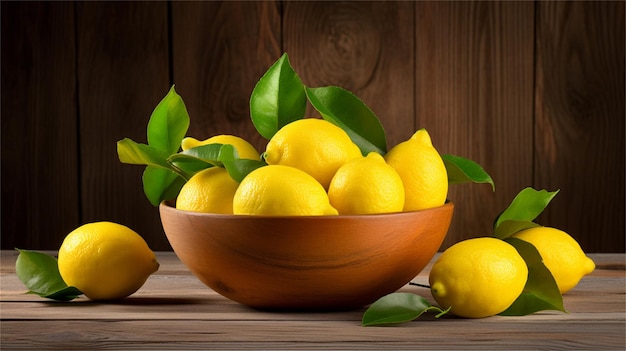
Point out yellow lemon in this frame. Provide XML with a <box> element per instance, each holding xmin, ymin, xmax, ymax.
<box><xmin>328</xmin><ymin>152</ymin><xmax>405</xmax><ymax>215</ymax></box>
<box><xmin>176</xmin><ymin>167</ymin><xmax>239</xmax><ymax>214</ymax></box>
<box><xmin>263</xmin><ymin>118</ymin><xmax>362</xmax><ymax>189</ymax></box>
<box><xmin>233</xmin><ymin>165</ymin><xmax>338</xmax><ymax>216</ymax></box>
<box><xmin>181</xmin><ymin>134</ymin><xmax>260</xmax><ymax>160</ymax></box>
<box><xmin>57</xmin><ymin>222</ymin><xmax>159</xmax><ymax>301</ymax></box>
<box><xmin>512</xmin><ymin>226</ymin><xmax>595</xmax><ymax>294</ymax></box>
<box><xmin>429</xmin><ymin>237</ymin><xmax>528</xmax><ymax>318</ymax></box>
<box><xmin>384</xmin><ymin>129</ymin><xmax>448</xmax><ymax>211</ymax></box>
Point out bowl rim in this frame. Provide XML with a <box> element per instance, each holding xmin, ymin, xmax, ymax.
<box><xmin>160</xmin><ymin>200</ymin><xmax>453</xmax><ymax>220</ymax></box>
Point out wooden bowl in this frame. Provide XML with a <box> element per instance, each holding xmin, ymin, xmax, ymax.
<box><xmin>159</xmin><ymin>201</ymin><xmax>454</xmax><ymax>310</ymax></box>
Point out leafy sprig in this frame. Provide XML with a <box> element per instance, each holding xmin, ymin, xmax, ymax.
<box><xmin>117</xmin><ymin>87</ymin><xmax>266</xmax><ymax>205</ymax></box>
<box><xmin>118</xmin><ymin>53</ymin><xmax>493</xmax><ymax>206</ymax></box>
<box><xmin>250</xmin><ymin>53</ymin><xmax>492</xmax><ymax>188</ymax></box>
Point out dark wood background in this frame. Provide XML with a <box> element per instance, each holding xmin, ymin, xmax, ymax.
<box><xmin>2</xmin><ymin>1</ymin><xmax>624</xmax><ymax>253</ymax></box>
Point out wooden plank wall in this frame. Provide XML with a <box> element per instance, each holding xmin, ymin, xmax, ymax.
<box><xmin>2</xmin><ymin>1</ymin><xmax>624</xmax><ymax>253</ymax></box>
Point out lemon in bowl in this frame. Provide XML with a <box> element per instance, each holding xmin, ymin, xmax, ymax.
<box><xmin>263</xmin><ymin>118</ymin><xmax>362</xmax><ymax>190</ymax></box>
<box><xmin>233</xmin><ymin>164</ymin><xmax>338</xmax><ymax>216</ymax></box>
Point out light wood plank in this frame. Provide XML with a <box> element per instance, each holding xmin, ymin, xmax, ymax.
<box><xmin>1</xmin><ymin>318</ymin><xmax>625</xmax><ymax>350</ymax></box>
<box><xmin>2</xmin><ymin>252</ymin><xmax>623</xmax><ymax>317</ymax></box>
<box><xmin>1</xmin><ymin>252</ymin><xmax>624</xmax><ymax>349</ymax></box>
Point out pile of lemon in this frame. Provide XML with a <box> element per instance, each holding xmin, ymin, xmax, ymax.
<box><xmin>48</xmin><ymin>117</ymin><xmax>596</xmax><ymax>312</ymax></box>
<box><xmin>176</xmin><ymin>118</ymin><xmax>448</xmax><ymax>216</ymax></box>
<box><xmin>428</xmin><ymin>231</ymin><xmax>595</xmax><ymax>318</ymax></box>
<box><xmin>174</xmin><ymin>118</ymin><xmax>596</xmax><ymax>319</ymax></box>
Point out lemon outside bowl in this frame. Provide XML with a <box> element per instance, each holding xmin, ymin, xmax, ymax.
<box><xmin>159</xmin><ymin>201</ymin><xmax>454</xmax><ymax>311</ymax></box>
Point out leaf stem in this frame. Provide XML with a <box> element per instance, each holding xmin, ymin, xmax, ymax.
<box><xmin>409</xmin><ymin>282</ymin><xmax>431</xmax><ymax>289</ymax></box>
<box><xmin>167</xmin><ymin>161</ymin><xmax>191</xmax><ymax>182</ymax></box>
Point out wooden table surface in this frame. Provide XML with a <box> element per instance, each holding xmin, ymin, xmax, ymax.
<box><xmin>1</xmin><ymin>251</ymin><xmax>624</xmax><ymax>350</ymax></box>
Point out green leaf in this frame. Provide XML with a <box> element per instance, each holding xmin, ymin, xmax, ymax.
<box><xmin>147</xmin><ymin>85</ymin><xmax>190</xmax><ymax>153</ymax></box>
<box><xmin>117</xmin><ymin>138</ymin><xmax>172</xmax><ymax>170</ymax></box>
<box><xmin>499</xmin><ymin>238</ymin><xmax>566</xmax><ymax>316</ymax></box>
<box><xmin>118</xmin><ymin>138</ymin><xmax>189</xmax><ymax>206</ymax></box>
<box><xmin>250</xmin><ymin>53</ymin><xmax>307</xmax><ymax>139</ymax></box>
<box><xmin>494</xmin><ymin>187</ymin><xmax>560</xmax><ymax>236</ymax></box>
<box><xmin>222</xmin><ymin>158</ymin><xmax>267</xmax><ymax>183</ymax></box>
<box><xmin>169</xmin><ymin>143</ymin><xmax>232</xmax><ymax>177</ymax></box>
<box><xmin>118</xmin><ymin>86</ymin><xmax>191</xmax><ymax>206</ymax></box>
<box><xmin>362</xmin><ymin>292</ymin><xmax>449</xmax><ymax>326</ymax></box>
<box><xmin>442</xmin><ymin>154</ymin><xmax>495</xmax><ymax>190</ymax></box>
<box><xmin>41</xmin><ymin>286</ymin><xmax>84</xmax><ymax>301</ymax></box>
<box><xmin>216</xmin><ymin>144</ymin><xmax>237</xmax><ymax>165</ymax></box>
<box><xmin>170</xmin><ymin>157</ymin><xmax>213</xmax><ymax>176</ymax></box>
<box><xmin>142</xmin><ymin>166</ymin><xmax>186</xmax><ymax>206</ymax></box>
<box><xmin>170</xmin><ymin>144</ymin><xmax>267</xmax><ymax>183</ymax></box>
<box><xmin>170</xmin><ymin>143</ymin><xmax>226</xmax><ymax>167</ymax></box>
<box><xmin>494</xmin><ymin>220</ymin><xmax>541</xmax><ymax>240</ymax></box>
<box><xmin>306</xmin><ymin>86</ymin><xmax>387</xmax><ymax>155</ymax></box>
<box><xmin>15</xmin><ymin>249</ymin><xmax>82</xmax><ymax>301</ymax></box>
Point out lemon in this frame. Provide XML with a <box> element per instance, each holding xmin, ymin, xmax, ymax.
<box><xmin>57</xmin><ymin>222</ymin><xmax>159</xmax><ymax>301</ymax></box>
<box><xmin>429</xmin><ymin>237</ymin><xmax>528</xmax><ymax>318</ymax></box>
<box><xmin>233</xmin><ymin>165</ymin><xmax>338</xmax><ymax>216</ymax></box>
<box><xmin>512</xmin><ymin>226</ymin><xmax>595</xmax><ymax>294</ymax></box>
<box><xmin>384</xmin><ymin>129</ymin><xmax>448</xmax><ymax>211</ymax></box>
<box><xmin>176</xmin><ymin>166</ymin><xmax>239</xmax><ymax>214</ymax></box>
<box><xmin>181</xmin><ymin>134</ymin><xmax>260</xmax><ymax>160</ymax></box>
<box><xmin>263</xmin><ymin>118</ymin><xmax>362</xmax><ymax>189</ymax></box>
<box><xmin>328</xmin><ymin>152</ymin><xmax>405</xmax><ymax>215</ymax></box>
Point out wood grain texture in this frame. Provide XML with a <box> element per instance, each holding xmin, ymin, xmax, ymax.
<box><xmin>75</xmin><ymin>2</ymin><xmax>171</xmax><ymax>249</ymax></box>
<box><xmin>1</xmin><ymin>251</ymin><xmax>624</xmax><ymax>350</ymax></box>
<box><xmin>171</xmin><ymin>1</ymin><xmax>281</xmax><ymax>154</ymax></box>
<box><xmin>534</xmin><ymin>1</ymin><xmax>625</xmax><ymax>253</ymax></box>
<box><xmin>415</xmin><ymin>2</ymin><xmax>535</xmax><ymax>248</ymax></box>
<box><xmin>0</xmin><ymin>2</ymin><xmax>624</xmax><ymax>252</ymax></box>
<box><xmin>283</xmin><ymin>1</ymin><xmax>415</xmax><ymax>149</ymax></box>
<box><xmin>1</xmin><ymin>319</ymin><xmax>624</xmax><ymax>350</ymax></box>
<box><xmin>0</xmin><ymin>2</ymin><xmax>80</xmax><ymax>249</ymax></box>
